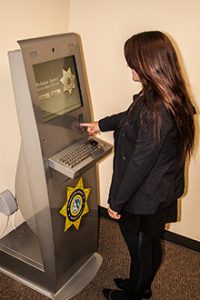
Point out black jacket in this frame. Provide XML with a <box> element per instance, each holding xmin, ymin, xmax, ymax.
<box><xmin>99</xmin><ymin>93</ymin><xmax>185</xmax><ymax>215</ymax></box>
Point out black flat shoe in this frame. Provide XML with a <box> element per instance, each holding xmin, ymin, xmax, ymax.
<box><xmin>103</xmin><ymin>288</ymin><xmax>141</xmax><ymax>300</ymax></box>
<box><xmin>114</xmin><ymin>278</ymin><xmax>152</xmax><ymax>299</ymax></box>
<box><xmin>114</xmin><ymin>278</ymin><xmax>131</xmax><ymax>292</ymax></box>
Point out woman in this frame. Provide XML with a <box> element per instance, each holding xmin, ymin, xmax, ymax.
<box><xmin>81</xmin><ymin>31</ymin><xmax>195</xmax><ymax>300</ymax></box>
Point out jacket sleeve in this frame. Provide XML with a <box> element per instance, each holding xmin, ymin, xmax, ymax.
<box><xmin>109</xmin><ymin>112</ymin><xmax>173</xmax><ymax>212</ymax></box>
<box><xmin>98</xmin><ymin>111</ymin><xmax>126</xmax><ymax>132</ymax></box>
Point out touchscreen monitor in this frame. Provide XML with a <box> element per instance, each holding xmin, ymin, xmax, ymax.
<box><xmin>33</xmin><ymin>56</ymin><xmax>83</xmax><ymax>123</ymax></box>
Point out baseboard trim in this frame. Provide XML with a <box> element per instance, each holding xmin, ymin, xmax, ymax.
<box><xmin>162</xmin><ymin>230</ymin><xmax>200</xmax><ymax>252</ymax></box>
<box><xmin>98</xmin><ymin>206</ymin><xmax>200</xmax><ymax>253</ymax></box>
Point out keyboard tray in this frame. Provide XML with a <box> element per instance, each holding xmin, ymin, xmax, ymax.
<box><xmin>48</xmin><ymin>137</ymin><xmax>112</xmax><ymax>179</ymax></box>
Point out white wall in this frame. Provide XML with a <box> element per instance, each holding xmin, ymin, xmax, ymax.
<box><xmin>69</xmin><ymin>0</ymin><xmax>200</xmax><ymax>241</ymax></box>
<box><xmin>0</xmin><ymin>0</ymin><xmax>69</xmax><ymax>237</ymax></box>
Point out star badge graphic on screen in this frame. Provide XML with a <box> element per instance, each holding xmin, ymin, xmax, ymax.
<box><xmin>60</xmin><ymin>67</ymin><xmax>76</xmax><ymax>94</ymax></box>
<box><xmin>59</xmin><ymin>177</ymin><xmax>91</xmax><ymax>231</ymax></box>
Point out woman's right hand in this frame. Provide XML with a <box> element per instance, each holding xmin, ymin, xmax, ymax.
<box><xmin>80</xmin><ymin>122</ymin><xmax>100</xmax><ymax>136</ymax></box>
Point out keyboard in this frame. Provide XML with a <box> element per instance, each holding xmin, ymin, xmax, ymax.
<box><xmin>48</xmin><ymin>137</ymin><xmax>112</xmax><ymax>179</ymax></box>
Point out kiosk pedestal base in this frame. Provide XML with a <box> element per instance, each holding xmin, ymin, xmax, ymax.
<box><xmin>0</xmin><ymin>252</ymin><xmax>102</xmax><ymax>300</ymax></box>
<box><xmin>53</xmin><ymin>252</ymin><xmax>102</xmax><ymax>300</ymax></box>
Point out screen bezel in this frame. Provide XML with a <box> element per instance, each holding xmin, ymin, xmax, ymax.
<box><xmin>19</xmin><ymin>33</ymin><xmax>92</xmax><ymax>156</ymax></box>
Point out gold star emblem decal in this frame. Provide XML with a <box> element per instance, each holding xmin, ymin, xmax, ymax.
<box><xmin>60</xmin><ymin>67</ymin><xmax>76</xmax><ymax>94</ymax></box>
<box><xmin>59</xmin><ymin>177</ymin><xmax>90</xmax><ymax>231</ymax></box>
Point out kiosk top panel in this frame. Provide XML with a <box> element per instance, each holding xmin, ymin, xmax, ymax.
<box><xmin>18</xmin><ymin>33</ymin><xmax>92</xmax><ymax>157</ymax></box>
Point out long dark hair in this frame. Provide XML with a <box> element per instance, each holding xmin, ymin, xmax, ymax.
<box><xmin>124</xmin><ymin>31</ymin><xmax>195</xmax><ymax>160</ymax></box>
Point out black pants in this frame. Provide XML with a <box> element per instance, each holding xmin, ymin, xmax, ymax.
<box><xmin>119</xmin><ymin>207</ymin><xmax>170</xmax><ymax>295</ymax></box>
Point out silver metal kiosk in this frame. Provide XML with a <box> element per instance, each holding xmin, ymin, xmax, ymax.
<box><xmin>0</xmin><ymin>33</ymin><xmax>112</xmax><ymax>299</ymax></box>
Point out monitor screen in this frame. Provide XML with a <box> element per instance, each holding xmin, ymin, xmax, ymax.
<box><xmin>33</xmin><ymin>56</ymin><xmax>83</xmax><ymax>123</ymax></box>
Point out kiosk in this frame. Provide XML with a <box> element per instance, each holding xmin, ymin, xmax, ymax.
<box><xmin>0</xmin><ymin>33</ymin><xmax>112</xmax><ymax>299</ymax></box>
